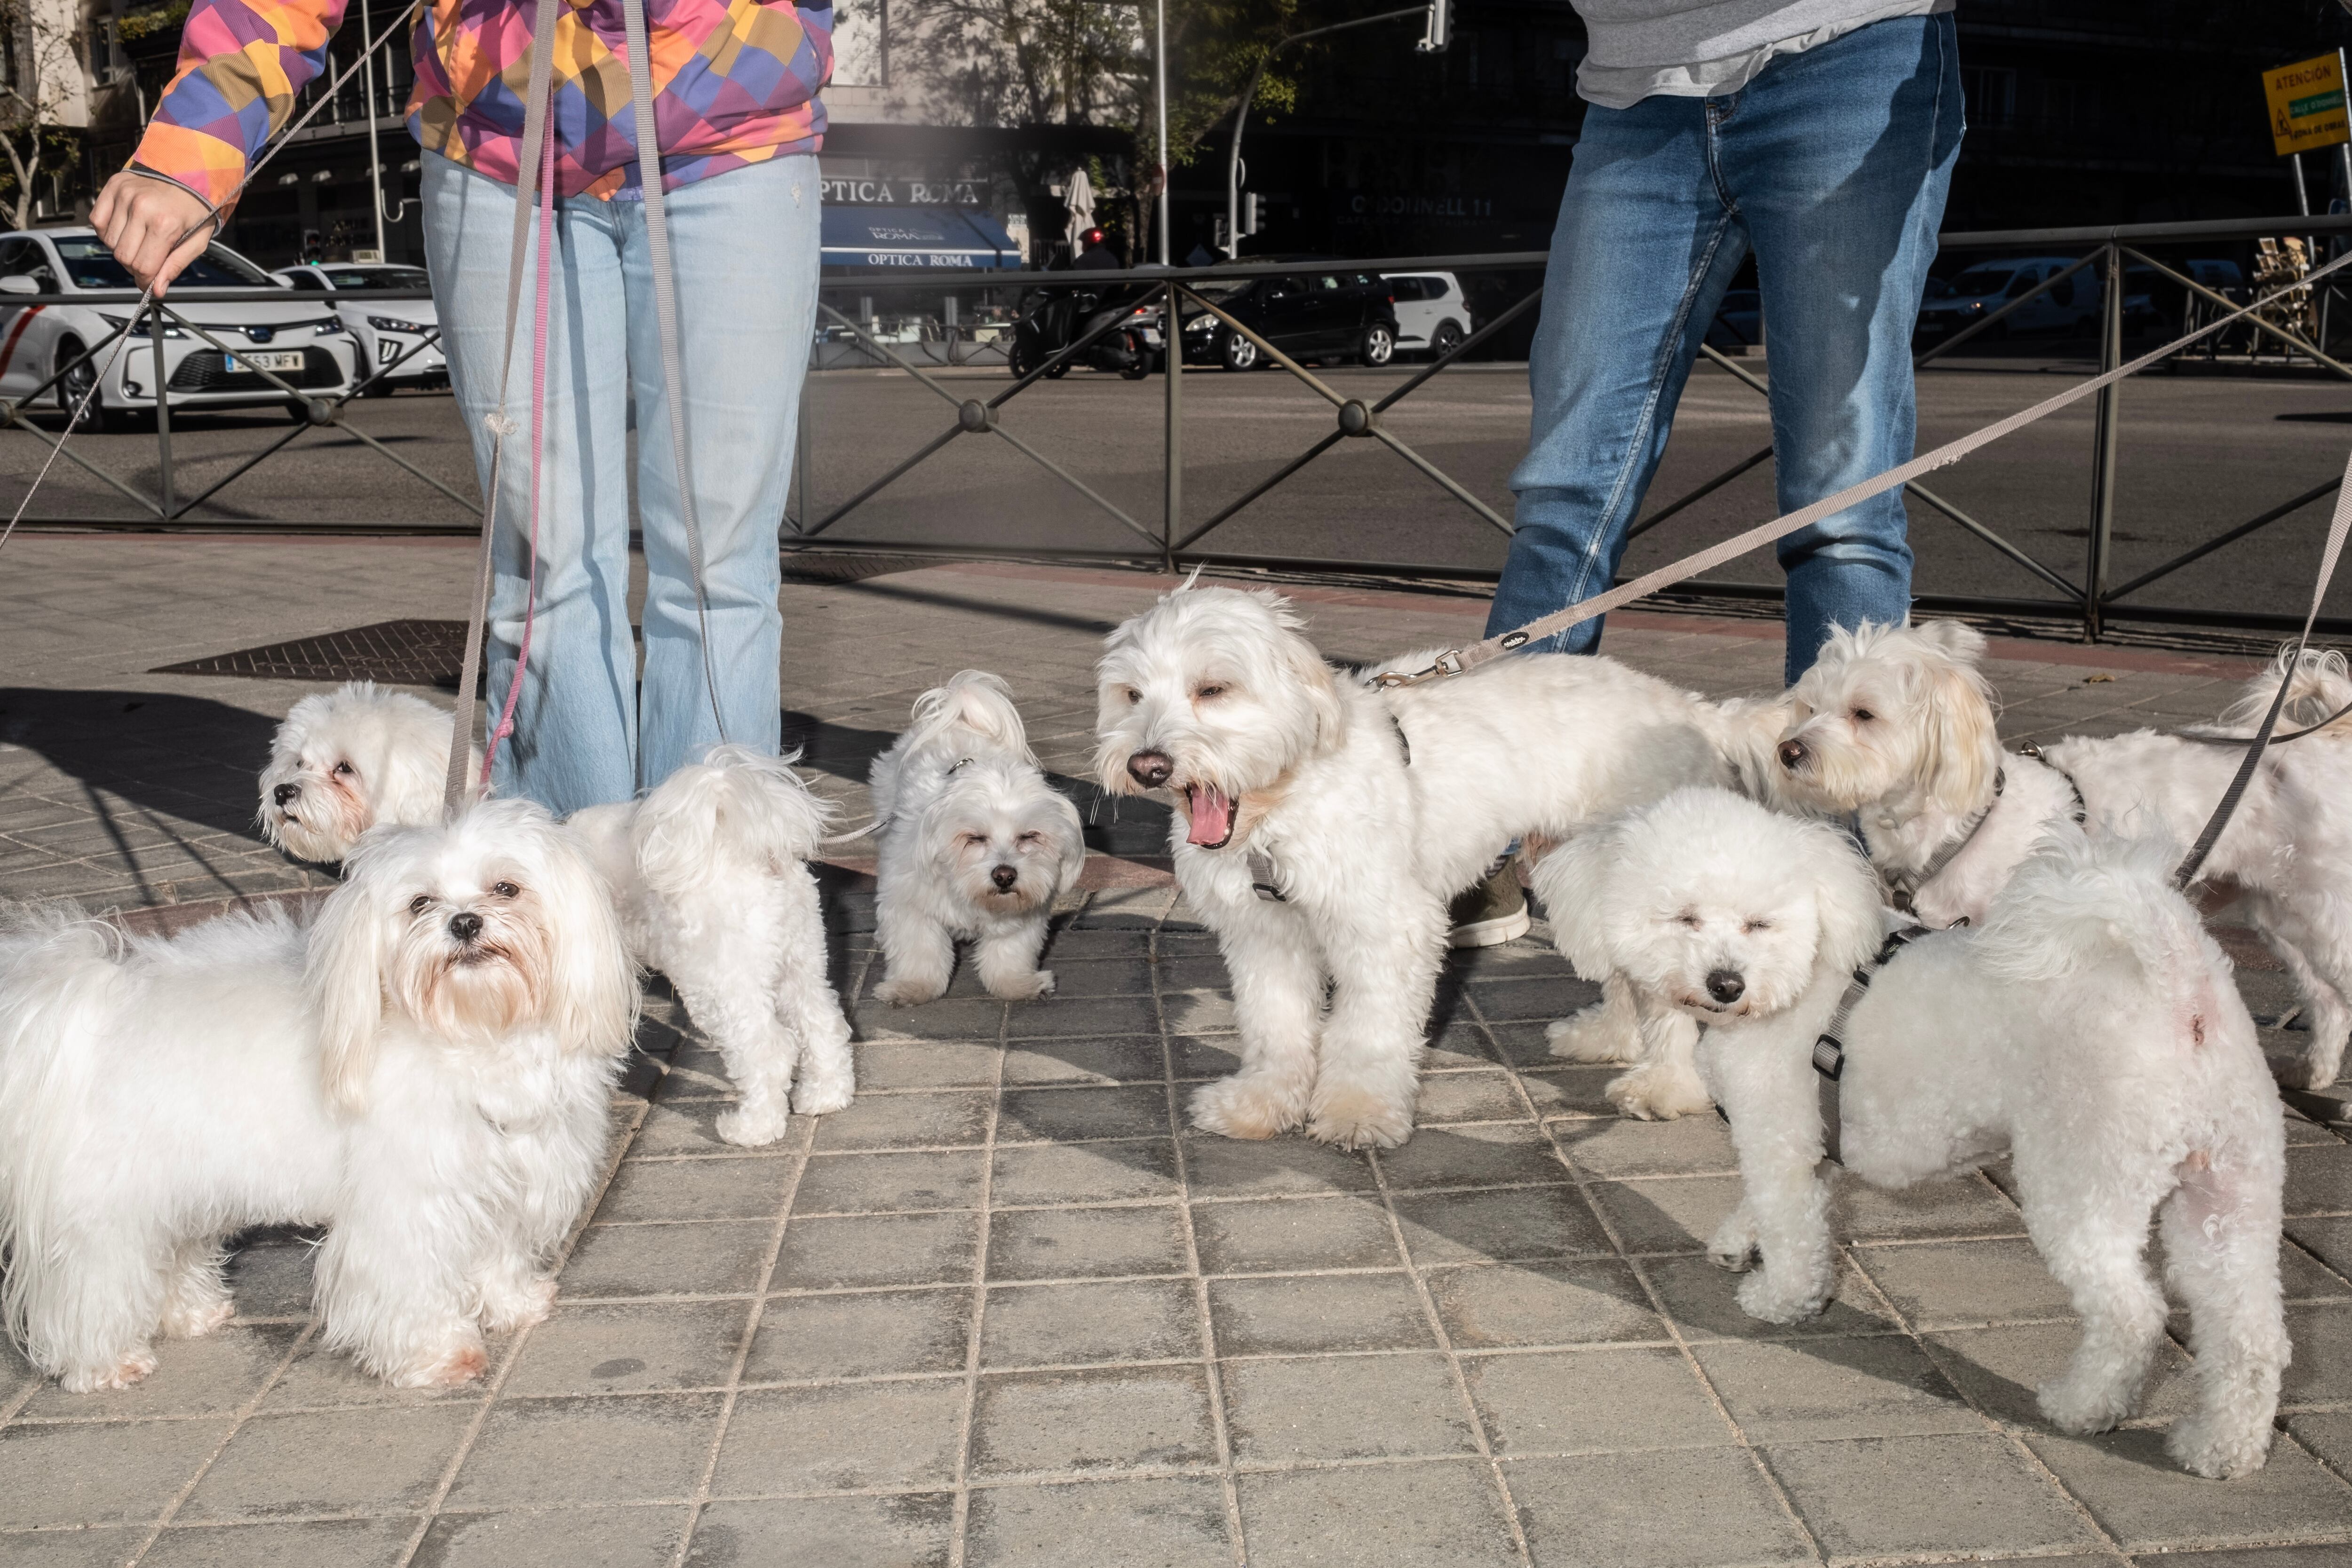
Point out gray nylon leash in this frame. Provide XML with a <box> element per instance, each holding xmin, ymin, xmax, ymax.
<box><xmin>443</xmin><ymin>0</ymin><xmax>562</xmax><ymax>816</ymax></box>
<box><xmin>620</xmin><ymin>0</ymin><xmax>730</xmax><ymax>746</ymax></box>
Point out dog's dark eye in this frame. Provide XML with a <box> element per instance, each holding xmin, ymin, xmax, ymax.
<box><xmin>491</xmin><ymin>881</ymin><xmax>519</xmax><ymax>899</ymax></box>
<box><xmin>334</xmin><ymin>760</ymin><xmax>356</xmax><ymax>776</ymax></box>
<box><xmin>1195</xmin><ymin>683</ymin><xmax>1227</xmax><ymax>701</ymax></box>
<box><xmin>1677</xmin><ymin>912</ymin><xmax>1702</xmax><ymax>929</ymax></box>
<box><xmin>1851</xmin><ymin>708</ymin><xmax>1875</xmax><ymax>723</ymax></box>
<box><xmin>409</xmin><ymin>895</ymin><xmax>431</xmax><ymax>915</ymax></box>
<box><xmin>1017</xmin><ymin>831</ymin><xmax>1041</xmax><ymax>846</ymax></box>
<box><xmin>1123</xmin><ymin>687</ymin><xmax>1143</xmax><ymax>705</ymax></box>
<box><xmin>1742</xmin><ymin>919</ymin><xmax>1772</xmax><ymax>934</ymax></box>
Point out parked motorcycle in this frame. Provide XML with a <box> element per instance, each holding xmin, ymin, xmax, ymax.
<box><xmin>1008</xmin><ymin>286</ymin><xmax>1163</xmax><ymax>380</ymax></box>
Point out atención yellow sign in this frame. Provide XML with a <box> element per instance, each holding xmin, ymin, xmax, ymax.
<box><xmin>2266</xmin><ymin>51</ymin><xmax>2351</xmax><ymax>157</ymax></box>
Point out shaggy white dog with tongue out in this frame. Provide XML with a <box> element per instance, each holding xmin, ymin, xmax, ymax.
<box><xmin>1093</xmin><ymin>582</ymin><xmax>1748</xmax><ymax>1149</ymax></box>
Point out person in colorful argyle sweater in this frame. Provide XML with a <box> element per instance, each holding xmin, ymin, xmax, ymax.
<box><xmin>96</xmin><ymin>0</ymin><xmax>834</xmax><ymax>810</ymax></box>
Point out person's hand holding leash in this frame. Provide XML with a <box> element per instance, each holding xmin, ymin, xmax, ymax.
<box><xmin>89</xmin><ymin>173</ymin><xmax>215</xmax><ymax>297</ymax></box>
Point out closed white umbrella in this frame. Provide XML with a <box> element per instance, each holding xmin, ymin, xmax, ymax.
<box><xmin>1064</xmin><ymin>167</ymin><xmax>1095</xmax><ymax>260</ymax></box>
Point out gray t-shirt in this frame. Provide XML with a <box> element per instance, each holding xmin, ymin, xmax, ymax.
<box><xmin>1574</xmin><ymin>0</ymin><xmax>1954</xmax><ymax>109</ymax></box>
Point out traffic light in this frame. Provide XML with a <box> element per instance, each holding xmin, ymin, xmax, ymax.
<box><xmin>1242</xmin><ymin>192</ymin><xmax>1263</xmax><ymax>237</ymax></box>
<box><xmin>1419</xmin><ymin>0</ymin><xmax>1451</xmax><ymax>53</ymax></box>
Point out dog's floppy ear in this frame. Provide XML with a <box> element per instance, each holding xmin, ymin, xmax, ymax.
<box><xmin>530</xmin><ymin>814</ymin><xmax>641</xmax><ymax>1060</ymax></box>
<box><xmin>1532</xmin><ymin>825</ymin><xmax>1623</xmax><ymax>980</ymax></box>
<box><xmin>1917</xmin><ymin>649</ymin><xmax>2000</xmax><ymax>819</ymax></box>
<box><xmin>1804</xmin><ymin>822</ymin><xmax>1887</xmax><ymax>978</ymax></box>
<box><xmin>1052</xmin><ymin>793</ymin><xmax>1088</xmax><ymax>890</ymax></box>
<box><xmin>1274</xmin><ymin>626</ymin><xmax>1347</xmax><ymax>752</ymax></box>
<box><xmin>305</xmin><ymin>860</ymin><xmax>389</xmax><ymax>1115</ymax></box>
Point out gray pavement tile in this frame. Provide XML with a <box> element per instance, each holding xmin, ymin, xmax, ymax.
<box><xmin>1044</xmin><ymin>932</ymin><xmax>1159</xmax><ymax>961</ymax></box>
<box><xmin>1692</xmin><ymin>1334</ymin><xmax>1979</xmax><ymax>1443</ymax></box>
<box><xmin>852</xmin><ymin>1041</ymin><xmax>1003</xmax><ymax>1091</ymax></box>
<box><xmin>794</xmin><ymin>1149</ymin><xmax>989</xmax><ymax>1215</ymax></box>
<box><xmin>1036</xmin><ymin>959</ymin><xmax>1155</xmax><ymax>998</ymax></box>
<box><xmin>180</xmin><ymin>1404</ymin><xmax>476</xmax><ymax>1520</ymax></box>
<box><xmin>1158</xmin><ymin>991</ymin><xmax>1235</xmax><ymax>1036</ymax></box>
<box><xmin>2283</xmin><ymin>1232</ymin><xmax>2352</xmax><ymax>1299</ymax></box>
<box><xmin>809</xmin><ymin>1090</ymin><xmax>994</xmax><ymax>1152</ymax></box>
<box><xmin>771</xmin><ymin>1210</ymin><xmax>982</xmax><ymax>1291</ymax></box>
<box><xmin>559</xmin><ymin>1221</ymin><xmax>776</xmax><ymax>1301</ymax></box>
<box><xmin>141</xmin><ymin>1518</ymin><xmax>416</xmax><ymax>1568</ymax></box>
<box><xmin>1513</xmin><ymin>1067</ymin><xmax>1624</xmax><ymax>1120</ymax></box>
<box><xmin>851</xmin><ymin>996</ymin><xmax>1007</xmax><ymax>1043</ymax></box>
<box><xmin>1157</xmin><ymin>957</ymin><xmax>1232</xmax><ymax>993</ymax></box>
<box><xmin>224</xmin><ymin>1231</ymin><xmax>318</xmax><ymax>1318</ymax></box>
<box><xmin>1468</xmin><ymin>977</ymin><xmax>1597</xmax><ymax>1022</ymax></box>
<box><xmin>1008</xmin><ymin>995</ymin><xmax>1159</xmax><ymax>1038</ymax></box>
<box><xmin>1850</xmin><ymin>1237</ymin><xmax>2077</xmax><ymax>1329</ymax></box>
<box><xmin>712</xmin><ymin>1380</ymin><xmax>967</xmax><ymax>1494</ymax></box>
<box><xmin>2127</xmin><ymin>1550</ymin><xmax>2352</xmax><ymax>1567</ymax></box>
<box><xmin>1926</xmin><ymin>1321</ymin><xmax>2198</xmax><ymax>1428</ymax></box>
<box><xmin>1412</xmin><ymin>1070</ymin><xmax>1527</xmax><ymax>1125</ymax></box>
<box><xmin>626</xmin><ymin>1102</ymin><xmax>798</xmax><ymax>1158</ymax></box>
<box><xmin>17</xmin><ymin>1323</ymin><xmax>300</xmax><ymax>1420</ymax></box>
<box><xmin>1003</xmin><ymin>1037</ymin><xmax>1166</xmax><ymax>1085</ymax></box>
<box><xmin>968</xmin><ymin>1366</ymin><xmax>1218</xmax><ymax>1477</ymax></box>
<box><xmin>1236</xmin><ymin>1460</ymin><xmax>1521</xmax><ymax>1568</ymax></box>
<box><xmin>1645</xmin><ymin>1255</ymin><xmax>1902</xmax><ymax>1342</ymax></box>
<box><xmin>1834</xmin><ymin>1171</ymin><xmax>2025</xmax><ymax>1240</ymax></box>
<box><xmin>1551</xmin><ymin>1116</ymin><xmax>1740</xmax><ymax>1179</ymax></box>
<box><xmin>1767</xmin><ymin>1432</ymin><xmax>2103</xmax><ymax>1559</ymax></box>
<box><xmin>1586</xmin><ymin>1176</ymin><xmax>1745</xmax><ymax>1256</ymax></box>
<box><xmin>992</xmin><ymin>1139</ymin><xmax>1181</xmax><ymax>1205</ymax></box>
<box><xmin>0</xmin><ymin>1418</ymin><xmax>232</xmax><ymax>1528</ymax></box>
<box><xmin>594</xmin><ymin>1157</ymin><xmax>800</xmax><ymax>1224</ymax></box>
<box><xmin>746</xmin><ymin>1286</ymin><xmax>973</xmax><ymax>1381</ymax></box>
<box><xmin>2286</xmin><ymin>1303</ymin><xmax>2352</xmax><ymax>1405</ymax></box>
<box><xmin>1375</xmin><ymin>1124</ymin><xmax>1568</xmax><ymax>1190</ymax></box>
<box><xmin>1427</xmin><ymin>1259</ymin><xmax>1665</xmax><ymax>1349</ymax></box>
<box><xmin>980</xmin><ymin>1278</ymin><xmax>1201</xmax><ymax>1369</ymax></box>
<box><xmin>686</xmin><ymin>1494</ymin><xmax>954</xmax><ymax>1568</ymax></box>
<box><xmin>1464</xmin><ymin>1345</ymin><xmax>1732</xmax><ymax>1457</ymax></box>
<box><xmin>1178</xmin><ymin>1133</ymin><xmax>1379</xmax><ymax>1198</ymax></box>
<box><xmin>1208</xmin><ymin>1273</ymin><xmax>1436</xmax><ymax>1356</ymax></box>
<box><xmin>997</xmin><ymin>1085</ymin><xmax>1172</xmax><ymax>1144</ymax></box>
<box><xmin>447</xmin><ymin>1393</ymin><xmax>726</xmax><ymax>1508</ymax></box>
<box><xmin>1508</xmin><ymin>1448</ymin><xmax>1814</xmax><ymax>1568</ymax></box>
<box><xmin>1170</xmin><ymin>1034</ymin><xmax>1245</xmax><ymax>1080</ymax></box>
<box><xmin>1191</xmin><ymin>1195</ymin><xmax>1402</xmax><ymax>1275</ymax></box>
<box><xmin>989</xmin><ymin>1203</ymin><xmax>1189</xmax><ymax>1282</ymax></box>
<box><xmin>413</xmin><ymin>1506</ymin><xmax>689</xmax><ymax>1568</ymax></box>
<box><xmin>962</xmin><ymin>1478</ymin><xmax>1232</xmax><ymax>1568</ymax></box>
<box><xmin>2022</xmin><ymin>1428</ymin><xmax>2352</xmax><ymax>1550</ymax></box>
<box><xmin>501</xmin><ymin>1300</ymin><xmax>751</xmax><ymax>1396</ymax></box>
<box><xmin>1482</xmin><ymin>1021</ymin><xmax>1560</xmax><ymax>1069</ymax></box>
<box><xmin>1223</xmin><ymin>1352</ymin><xmax>1480</xmax><ymax>1464</ymax></box>
<box><xmin>1392</xmin><ymin>1186</ymin><xmax>1615</xmax><ymax>1266</ymax></box>
<box><xmin>2287</xmin><ymin>1144</ymin><xmax>2352</xmax><ymax>1216</ymax></box>
<box><xmin>2288</xmin><ymin>1410</ymin><xmax>2352</xmax><ymax>1473</ymax></box>
<box><xmin>1418</xmin><ymin>1021</ymin><xmax>1503</xmax><ymax>1070</ymax></box>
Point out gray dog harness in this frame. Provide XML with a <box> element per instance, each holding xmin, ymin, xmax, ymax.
<box><xmin>1808</xmin><ymin>924</ymin><xmax>1933</xmax><ymax>1164</ymax></box>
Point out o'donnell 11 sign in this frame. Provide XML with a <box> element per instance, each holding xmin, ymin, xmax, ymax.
<box><xmin>2265</xmin><ymin>52</ymin><xmax>2351</xmax><ymax>157</ymax></box>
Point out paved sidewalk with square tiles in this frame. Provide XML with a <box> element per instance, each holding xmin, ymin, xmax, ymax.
<box><xmin>1</xmin><ymin>539</ymin><xmax>2349</xmax><ymax>1566</ymax></box>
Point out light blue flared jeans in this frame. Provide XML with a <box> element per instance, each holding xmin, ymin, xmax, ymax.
<box><xmin>423</xmin><ymin>150</ymin><xmax>820</xmax><ymax>812</ymax></box>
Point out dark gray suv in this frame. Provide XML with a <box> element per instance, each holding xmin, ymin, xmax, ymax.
<box><xmin>1179</xmin><ymin>269</ymin><xmax>1401</xmax><ymax>370</ymax></box>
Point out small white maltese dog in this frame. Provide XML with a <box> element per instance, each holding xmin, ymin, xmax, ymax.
<box><xmin>1093</xmin><ymin>582</ymin><xmax>1753</xmax><ymax>1149</ymax></box>
<box><xmin>1775</xmin><ymin>620</ymin><xmax>2352</xmax><ymax>1089</ymax></box>
<box><xmin>257</xmin><ymin>684</ymin><xmax>856</xmax><ymax>1144</ymax></box>
<box><xmin>1543</xmin><ymin>788</ymin><xmax>2287</xmax><ymax>1479</ymax></box>
<box><xmin>0</xmin><ymin>799</ymin><xmax>640</xmax><ymax>1393</ymax></box>
<box><xmin>868</xmin><ymin>671</ymin><xmax>1086</xmax><ymax>1005</ymax></box>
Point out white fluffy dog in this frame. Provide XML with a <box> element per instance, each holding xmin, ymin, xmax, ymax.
<box><xmin>1544</xmin><ymin>788</ymin><xmax>2287</xmax><ymax>1479</ymax></box>
<box><xmin>257</xmin><ymin>686</ymin><xmax>855</xmax><ymax>1144</ymax></box>
<box><xmin>1093</xmin><ymin>583</ymin><xmax>1746</xmax><ymax>1148</ymax></box>
<box><xmin>1776</xmin><ymin>620</ymin><xmax>2352</xmax><ymax>1089</ymax></box>
<box><xmin>0</xmin><ymin>799</ymin><xmax>639</xmax><ymax>1393</ymax></box>
<box><xmin>869</xmin><ymin>671</ymin><xmax>1086</xmax><ymax>1005</ymax></box>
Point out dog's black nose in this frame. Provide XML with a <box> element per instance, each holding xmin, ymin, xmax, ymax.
<box><xmin>990</xmin><ymin>864</ymin><xmax>1018</xmax><ymax>891</ymax></box>
<box><xmin>448</xmin><ymin>911</ymin><xmax>484</xmax><ymax>943</ymax></box>
<box><xmin>1776</xmin><ymin>738</ymin><xmax>1808</xmax><ymax>771</ymax></box>
<box><xmin>273</xmin><ymin>782</ymin><xmax>301</xmax><ymax>807</ymax></box>
<box><xmin>1127</xmin><ymin>749</ymin><xmax>1174</xmax><ymax>788</ymax></box>
<box><xmin>1706</xmin><ymin>969</ymin><xmax>1745</xmax><ymax>1005</ymax></box>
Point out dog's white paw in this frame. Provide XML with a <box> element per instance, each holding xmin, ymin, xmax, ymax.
<box><xmin>1192</xmin><ymin>1074</ymin><xmax>1306</xmax><ymax>1141</ymax></box>
<box><xmin>716</xmin><ymin>1101</ymin><xmax>796</xmax><ymax>1146</ymax></box>
<box><xmin>985</xmin><ymin>968</ymin><xmax>1055</xmax><ymax>1001</ymax></box>
<box><xmin>478</xmin><ymin>1275</ymin><xmax>557</xmax><ymax>1334</ymax></box>
<box><xmin>2036</xmin><ymin>1372</ymin><xmax>2139</xmax><ymax>1436</ymax></box>
<box><xmin>1736</xmin><ymin>1271</ymin><xmax>1827</xmax><ymax>1325</ymax></box>
<box><xmin>1605</xmin><ymin>1062</ymin><xmax>1715</xmax><ymax>1121</ymax></box>
<box><xmin>62</xmin><ymin>1350</ymin><xmax>159</xmax><ymax>1392</ymax></box>
<box><xmin>1706</xmin><ymin>1214</ymin><xmax>1759</xmax><ymax>1273</ymax></box>
<box><xmin>789</xmin><ymin>1077</ymin><xmax>855</xmax><ymax>1117</ymax></box>
<box><xmin>1546</xmin><ymin>1004</ymin><xmax>1640</xmax><ymax>1064</ymax></box>
<box><xmin>392</xmin><ymin>1340</ymin><xmax>491</xmax><ymax>1388</ymax></box>
<box><xmin>874</xmin><ymin>976</ymin><xmax>946</xmax><ymax>1007</ymax></box>
<box><xmin>1307</xmin><ymin>1081</ymin><xmax>1414</xmax><ymax>1150</ymax></box>
<box><xmin>159</xmin><ymin>1296</ymin><xmax>236</xmax><ymax>1340</ymax></box>
<box><xmin>2167</xmin><ymin>1410</ymin><xmax>2277</xmax><ymax>1479</ymax></box>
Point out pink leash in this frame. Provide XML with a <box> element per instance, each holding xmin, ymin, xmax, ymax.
<box><xmin>480</xmin><ymin>109</ymin><xmax>556</xmax><ymax>789</ymax></box>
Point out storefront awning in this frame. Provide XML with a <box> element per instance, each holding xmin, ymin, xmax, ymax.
<box><xmin>820</xmin><ymin>206</ymin><xmax>1021</xmax><ymax>270</ymax></box>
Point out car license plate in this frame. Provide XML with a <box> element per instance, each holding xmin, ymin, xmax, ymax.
<box><xmin>229</xmin><ymin>350</ymin><xmax>304</xmax><ymax>372</ymax></box>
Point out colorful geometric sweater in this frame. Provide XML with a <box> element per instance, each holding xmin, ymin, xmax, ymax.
<box><xmin>132</xmin><ymin>0</ymin><xmax>833</xmax><ymax>207</ymax></box>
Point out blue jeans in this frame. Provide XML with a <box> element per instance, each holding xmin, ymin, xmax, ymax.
<box><xmin>1486</xmin><ymin>13</ymin><xmax>1962</xmax><ymax>683</ymax></box>
<box><xmin>423</xmin><ymin>151</ymin><xmax>820</xmax><ymax>812</ymax></box>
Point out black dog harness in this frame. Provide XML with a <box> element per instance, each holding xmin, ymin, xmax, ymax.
<box><xmin>1808</xmin><ymin>924</ymin><xmax>1933</xmax><ymax>1164</ymax></box>
<box><xmin>1876</xmin><ymin>769</ymin><xmax>2001</xmax><ymax>915</ymax></box>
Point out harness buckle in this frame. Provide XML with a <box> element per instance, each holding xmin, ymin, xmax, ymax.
<box><xmin>1812</xmin><ymin>1036</ymin><xmax>1845</xmax><ymax>1081</ymax></box>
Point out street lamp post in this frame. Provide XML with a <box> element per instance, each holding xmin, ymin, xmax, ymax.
<box><xmin>1155</xmin><ymin>0</ymin><xmax>1169</xmax><ymax>265</ymax></box>
<box><xmin>361</xmin><ymin>0</ymin><xmax>387</xmax><ymax>259</ymax></box>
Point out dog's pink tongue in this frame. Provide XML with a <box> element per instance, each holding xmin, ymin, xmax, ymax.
<box><xmin>1184</xmin><ymin>785</ymin><xmax>1237</xmax><ymax>847</ymax></box>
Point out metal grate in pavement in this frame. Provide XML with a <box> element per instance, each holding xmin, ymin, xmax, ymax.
<box><xmin>150</xmin><ymin>618</ymin><xmax>475</xmax><ymax>688</ymax></box>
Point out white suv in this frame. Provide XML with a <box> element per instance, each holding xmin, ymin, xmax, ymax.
<box><xmin>1382</xmin><ymin>271</ymin><xmax>1470</xmax><ymax>358</ymax></box>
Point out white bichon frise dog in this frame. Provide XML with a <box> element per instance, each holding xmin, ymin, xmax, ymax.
<box><xmin>1093</xmin><ymin>582</ymin><xmax>1748</xmax><ymax>1149</ymax></box>
<box><xmin>868</xmin><ymin>671</ymin><xmax>1086</xmax><ymax>1005</ymax></box>
<box><xmin>257</xmin><ymin>685</ymin><xmax>856</xmax><ymax>1145</ymax></box>
<box><xmin>1544</xmin><ymin>788</ymin><xmax>2288</xmax><ymax>1479</ymax></box>
<box><xmin>1775</xmin><ymin>620</ymin><xmax>2352</xmax><ymax>1089</ymax></box>
<box><xmin>0</xmin><ymin>799</ymin><xmax>639</xmax><ymax>1393</ymax></box>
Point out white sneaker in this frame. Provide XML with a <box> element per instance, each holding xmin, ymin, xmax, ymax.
<box><xmin>1448</xmin><ymin>865</ymin><xmax>1530</xmax><ymax>949</ymax></box>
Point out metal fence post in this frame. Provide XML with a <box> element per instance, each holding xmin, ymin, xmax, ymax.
<box><xmin>151</xmin><ymin>304</ymin><xmax>175</xmax><ymax>520</ymax></box>
<box><xmin>1163</xmin><ymin>278</ymin><xmax>1180</xmax><ymax>570</ymax></box>
<box><xmin>2083</xmin><ymin>242</ymin><xmax>2122</xmax><ymax>640</ymax></box>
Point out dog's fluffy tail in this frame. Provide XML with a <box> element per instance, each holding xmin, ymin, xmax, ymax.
<box><xmin>631</xmin><ymin>747</ymin><xmax>837</xmax><ymax>901</ymax></box>
<box><xmin>2216</xmin><ymin>645</ymin><xmax>2352</xmax><ymax>737</ymax></box>
<box><xmin>905</xmin><ymin>671</ymin><xmax>1034</xmax><ymax>764</ymax></box>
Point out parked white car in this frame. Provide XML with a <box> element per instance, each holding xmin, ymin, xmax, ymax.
<box><xmin>1382</xmin><ymin>270</ymin><xmax>1470</xmax><ymax>357</ymax></box>
<box><xmin>1915</xmin><ymin>256</ymin><xmax>2102</xmax><ymax>344</ymax></box>
<box><xmin>272</xmin><ymin>262</ymin><xmax>445</xmax><ymax>394</ymax></box>
<box><xmin>0</xmin><ymin>228</ymin><xmax>358</xmax><ymax>428</ymax></box>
